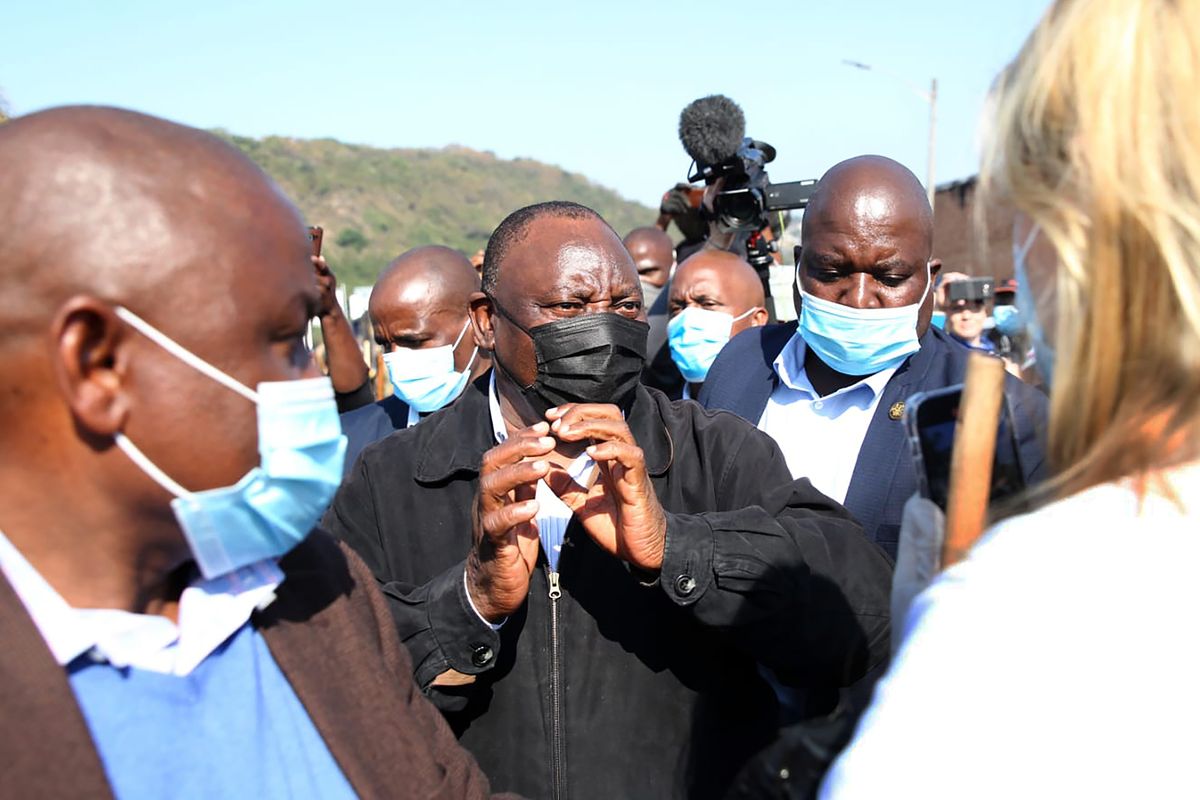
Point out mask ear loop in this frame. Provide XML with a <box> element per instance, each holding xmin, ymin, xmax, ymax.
<box><xmin>454</xmin><ymin>318</ymin><xmax>480</xmax><ymax>376</ymax></box>
<box><xmin>113</xmin><ymin>433</ymin><xmax>195</xmax><ymax>499</ymax></box>
<box><xmin>112</xmin><ymin>306</ymin><xmax>260</xmax><ymax>500</ymax></box>
<box><xmin>114</xmin><ymin>307</ymin><xmax>259</xmax><ymax>404</ymax></box>
<box><xmin>918</xmin><ymin>260</ymin><xmax>934</xmax><ymax>306</ymax></box>
<box><xmin>731</xmin><ymin>306</ymin><xmax>760</xmax><ymax>323</ymax></box>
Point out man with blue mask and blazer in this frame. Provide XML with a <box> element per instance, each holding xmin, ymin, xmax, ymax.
<box><xmin>698</xmin><ymin>155</ymin><xmax>1048</xmax><ymax>559</ymax></box>
<box><xmin>340</xmin><ymin>246</ymin><xmax>490</xmax><ymax>472</ymax></box>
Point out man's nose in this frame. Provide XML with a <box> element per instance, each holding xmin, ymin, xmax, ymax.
<box><xmin>840</xmin><ymin>274</ymin><xmax>876</xmax><ymax>309</ymax></box>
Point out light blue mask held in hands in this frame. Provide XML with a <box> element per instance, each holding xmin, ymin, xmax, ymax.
<box><xmin>112</xmin><ymin>306</ymin><xmax>347</xmax><ymax>579</ymax></box>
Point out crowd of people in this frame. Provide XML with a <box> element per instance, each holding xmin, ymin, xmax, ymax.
<box><xmin>1</xmin><ymin>0</ymin><xmax>1197</xmax><ymax>797</ymax></box>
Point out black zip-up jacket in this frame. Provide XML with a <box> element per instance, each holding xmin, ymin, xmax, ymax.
<box><xmin>324</xmin><ymin>374</ymin><xmax>891</xmax><ymax>800</ymax></box>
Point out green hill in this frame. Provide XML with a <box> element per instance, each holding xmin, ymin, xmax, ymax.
<box><xmin>215</xmin><ymin>131</ymin><xmax>656</xmax><ymax>289</ymax></box>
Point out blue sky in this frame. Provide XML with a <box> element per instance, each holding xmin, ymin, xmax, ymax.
<box><xmin>4</xmin><ymin>0</ymin><xmax>1050</xmax><ymax>207</ymax></box>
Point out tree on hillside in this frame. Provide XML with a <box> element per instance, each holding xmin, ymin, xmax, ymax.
<box><xmin>210</xmin><ymin>130</ymin><xmax>655</xmax><ymax>289</ymax></box>
<box><xmin>336</xmin><ymin>227</ymin><xmax>369</xmax><ymax>252</ymax></box>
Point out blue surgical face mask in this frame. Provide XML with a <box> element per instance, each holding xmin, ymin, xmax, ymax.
<box><xmin>111</xmin><ymin>306</ymin><xmax>347</xmax><ymax>579</ymax></box>
<box><xmin>1013</xmin><ymin>224</ymin><xmax>1055</xmax><ymax>385</ymax></box>
<box><xmin>383</xmin><ymin>320</ymin><xmax>478</xmax><ymax>413</ymax></box>
<box><xmin>795</xmin><ymin>262</ymin><xmax>933</xmax><ymax>376</ymax></box>
<box><xmin>667</xmin><ymin>305</ymin><xmax>757</xmax><ymax>383</ymax></box>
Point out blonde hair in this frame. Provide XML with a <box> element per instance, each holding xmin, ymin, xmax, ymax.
<box><xmin>979</xmin><ymin>0</ymin><xmax>1200</xmax><ymax>504</ymax></box>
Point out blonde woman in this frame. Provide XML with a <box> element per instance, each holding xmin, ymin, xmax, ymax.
<box><xmin>820</xmin><ymin>0</ymin><xmax>1200</xmax><ymax>796</ymax></box>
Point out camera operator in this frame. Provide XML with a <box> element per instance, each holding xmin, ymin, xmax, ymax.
<box><xmin>675</xmin><ymin>95</ymin><xmax>817</xmax><ymax>321</ymax></box>
<box><xmin>655</xmin><ymin>182</ymin><xmax>708</xmax><ymax>264</ymax></box>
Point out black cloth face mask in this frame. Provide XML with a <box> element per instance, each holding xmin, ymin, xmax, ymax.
<box><xmin>489</xmin><ymin>298</ymin><xmax>649</xmax><ymax>415</ymax></box>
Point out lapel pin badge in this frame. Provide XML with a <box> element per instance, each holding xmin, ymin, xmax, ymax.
<box><xmin>888</xmin><ymin>402</ymin><xmax>905</xmax><ymax>421</ymax></box>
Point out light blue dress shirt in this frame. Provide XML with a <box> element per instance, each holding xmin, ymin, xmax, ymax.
<box><xmin>757</xmin><ymin>332</ymin><xmax>897</xmax><ymax>503</ymax></box>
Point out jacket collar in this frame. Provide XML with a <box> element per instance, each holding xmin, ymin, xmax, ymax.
<box><xmin>0</xmin><ymin>569</ymin><xmax>115</xmax><ymax>798</ymax></box>
<box><xmin>414</xmin><ymin>369</ymin><xmax>672</xmax><ymax>483</ymax></box>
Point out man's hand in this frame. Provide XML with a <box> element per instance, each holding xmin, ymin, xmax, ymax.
<box><xmin>466</xmin><ymin>422</ymin><xmax>555</xmax><ymax>621</ymax></box>
<box><xmin>545</xmin><ymin>404</ymin><xmax>667</xmax><ymax>572</ymax></box>
<box><xmin>313</xmin><ymin>255</ymin><xmax>340</xmax><ymax>318</ymax></box>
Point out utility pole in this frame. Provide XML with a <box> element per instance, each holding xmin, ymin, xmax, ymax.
<box><xmin>843</xmin><ymin>61</ymin><xmax>938</xmax><ymax>208</ymax></box>
<box><xmin>927</xmin><ymin>78</ymin><xmax>938</xmax><ymax>209</ymax></box>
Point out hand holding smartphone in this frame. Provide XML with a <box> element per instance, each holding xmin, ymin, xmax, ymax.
<box><xmin>905</xmin><ymin>383</ymin><xmax>1026</xmax><ymax>513</ymax></box>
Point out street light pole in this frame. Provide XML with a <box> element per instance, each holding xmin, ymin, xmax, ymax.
<box><xmin>926</xmin><ymin>78</ymin><xmax>937</xmax><ymax>209</ymax></box>
<box><xmin>843</xmin><ymin>60</ymin><xmax>938</xmax><ymax>208</ymax></box>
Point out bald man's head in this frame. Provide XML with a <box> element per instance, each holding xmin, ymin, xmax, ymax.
<box><xmin>623</xmin><ymin>227</ymin><xmax>674</xmax><ymax>289</ymax></box>
<box><xmin>0</xmin><ymin>106</ymin><xmax>307</xmax><ymax>344</ymax></box>
<box><xmin>372</xmin><ymin>246</ymin><xmax>479</xmax><ymax>320</ymax></box>
<box><xmin>0</xmin><ymin>106</ymin><xmax>321</xmax><ymax>564</ymax></box>
<box><xmin>666</xmin><ymin>249</ymin><xmax>768</xmax><ymax>386</ymax></box>
<box><xmin>802</xmin><ymin>155</ymin><xmax>933</xmax><ymax>250</ymax></box>
<box><xmin>370</xmin><ymin>245</ymin><xmax>486</xmax><ymax>376</ymax></box>
<box><xmin>671</xmin><ymin>250</ymin><xmax>764</xmax><ymax>312</ymax></box>
<box><xmin>796</xmin><ymin>154</ymin><xmax>941</xmax><ymax>339</ymax></box>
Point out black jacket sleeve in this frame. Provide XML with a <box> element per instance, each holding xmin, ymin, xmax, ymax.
<box><xmin>321</xmin><ymin>457</ymin><xmax>501</xmax><ymax>710</ymax></box>
<box><xmin>655</xmin><ymin>417</ymin><xmax>892</xmax><ymax>687</ymax></box>
<box><xmin>334</xmin><ymin>378</ymin><xmax>376</xmax><ymax>415</ymax></box>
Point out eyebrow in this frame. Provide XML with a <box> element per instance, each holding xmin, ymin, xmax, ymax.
<box><xmin>872</xmin><ymin>258</ymin><xmax>917</xmax><ymax>271</ymax></box>
<box><xmin>806</xmin><ymin>252</ymin><xmax>845</xmax><ymax>267</ymax></box>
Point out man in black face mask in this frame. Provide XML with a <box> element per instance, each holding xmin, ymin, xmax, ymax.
<box><xmin>324</xmin><ymin>201</ymin><xmax>892</xmax><ymax>800</ymax></box>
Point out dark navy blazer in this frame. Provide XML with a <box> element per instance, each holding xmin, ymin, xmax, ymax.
<box><xmin>697</xmin><ymin>322</ymin><xmax>1049</xmax><ymax>558</ymax></box>
<box><xmin>339</xmin><ymin>395</ymin><xmax>412</xmax><ymax>476</ymax></box>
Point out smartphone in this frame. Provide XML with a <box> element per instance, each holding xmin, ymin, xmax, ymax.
<box><xmin>905</xmin><ymin>384</ymin><xmax>1027</xmax><ymax>511</ymax></box>
<box><xmin>309</xmin><ymin>225</ymin><xmax>324</xmax><ymax>258</ymax></box>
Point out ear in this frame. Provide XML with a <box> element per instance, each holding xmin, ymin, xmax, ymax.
<box><xmin>928</xmin><ymin>258</ymin><xmax>943</xmax><ymax>281</ymax></box>
<box><xmin>51</xmin><ymin>297</ymin><xmax>131</xmax><ymax>440</ymax></box>
<box><xmin>750</xmin><ymin>307</ymin><xmax>770</xmax><ymax>328</ymax></box>
<box><xmin>468</xmin><ymin>291</ymin><xmax>495</xmax><ymax>352</ymax></box>
<box><xmin>793</xmin><ymin>245</ymin><xmax>803</xmax><ymax>269</ymax></box>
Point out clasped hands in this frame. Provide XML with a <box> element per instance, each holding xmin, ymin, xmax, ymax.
<box><xmin>465</xmin><ymin>403</ymin><xmax>667</xmax><ymax>622</ymax></box>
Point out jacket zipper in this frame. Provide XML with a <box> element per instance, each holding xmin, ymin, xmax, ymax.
<box><xmin>547</xmin><ymin>567</ymin><xmax>566</xmax><ymax>800</ymax></box>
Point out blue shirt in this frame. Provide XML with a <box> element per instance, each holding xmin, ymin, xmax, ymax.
<box><xmin>68</xmin><ymin>621</ymin><xmax>356</xmax><ymax>800</ymax></box>
<box><xmin>757</xmin><ymin>332</ymin><xmax>897</xmax><ymax>504</ymax></box>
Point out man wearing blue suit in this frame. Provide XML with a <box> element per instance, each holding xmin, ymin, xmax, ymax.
<box><xmin>699</xmin><ymin>156</ymin><xmax>1047</xmax><ymax>559</ymax></box>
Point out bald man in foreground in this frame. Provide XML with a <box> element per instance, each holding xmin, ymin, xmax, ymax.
<box><xmin>700</xmin><ymin>155</ymin><xmax>1048</xmax><ymax>556</ymax></box>
<box><xmin>0</xmin><ymin>106</ymin><xmax>511</xmax><ymax>798</ymax></box>
<box><xmin>667</xmin><ymin>249</ymin><xmax>767</xmax><ymax>399</ymax></box>
<box><xmin>341</xmin><ymin>245</ymin><xmax>490</xmax><ymax>470</ymax></box>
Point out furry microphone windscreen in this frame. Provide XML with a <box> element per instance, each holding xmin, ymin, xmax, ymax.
<box><xmin>678</xmin><ymin>95</ymin><xmax>746</xmax><ymax>168</ymax></box>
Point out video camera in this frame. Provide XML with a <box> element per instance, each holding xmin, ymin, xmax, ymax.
<box><xmin>677</xmin><ymin>95</ymin><xmax>817</xmax><ymax>305</ymax></box>
<box><xmin>679</xmin><ymin>95</ymin><xmax>817</xmax><ymax>234</ymax></box>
